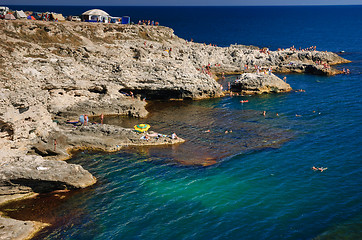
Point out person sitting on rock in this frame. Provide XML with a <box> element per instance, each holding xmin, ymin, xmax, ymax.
<box><xmin>140</xmin><ymin>134</ymin><xmax>150</xmax><ymax>141</ymax></box>
<box><xmin>79</xmin><ymin>115</ymin><xmax>85</xmax><ymax>125</ymax></box>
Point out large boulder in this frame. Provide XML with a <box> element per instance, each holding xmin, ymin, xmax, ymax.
<box><xmin>231</xmin><ymin>73</ymin><xmax>292</xmax><ymax>94</ymax></box>
<box><xmin>0</xmin><ymin>155</ymin><xmax>96</xmax><ymax>193</ymax></box>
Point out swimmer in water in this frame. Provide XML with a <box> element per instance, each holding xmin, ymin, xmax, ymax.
<box><xmin>312</xmin><ymin>166</ymin><xmax>328</xmax><ymax>172</ymax></box>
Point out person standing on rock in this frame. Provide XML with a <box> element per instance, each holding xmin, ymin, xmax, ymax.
<box><xmin>54</xmin><ymin>139</ymin><xmax>57</xmax><ymax>151</ymax></box>
<box><xmin>84</xmin><ymin>115</ymin><xmax>88</xmax><ymax>126</ymax></box>
<box><xmin>100</xmin><ymin>113</ymin><xmax>104</xmax><ymax>125</ymax></box>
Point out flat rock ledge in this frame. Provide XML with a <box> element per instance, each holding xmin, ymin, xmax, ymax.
<box><xmin>231</xmin><ymin>73</ymin><xmax>292</xmax><ymax>94</ymax></box>
<box><xmin>31</xmin><ymin>123</ymin><xmax>186</xmax><ymax>161</ymax></box>
<box><xmin>0</xmin><ymin>155</ymin><xmax>96</xmax><ymax>192</ymax></box>
<box><xmin>0</xmin><ymin>215</ymin><xmax>48</xmax><ymax>240</ymax></box>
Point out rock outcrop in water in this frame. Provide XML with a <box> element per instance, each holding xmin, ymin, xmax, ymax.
<box><xmin>0</xmin><ymin>155</ymin><xmax>96</xmax><ymax>192</ymax></box>
<box><xmin>0</xmin><ymin>19</ymin><xmax>351</xmax><ymax>239</ymax></box>
<box><xmin>231</xmin><ymin>73</ymin><xmax>292</xmax><ymax>94</ymax></box>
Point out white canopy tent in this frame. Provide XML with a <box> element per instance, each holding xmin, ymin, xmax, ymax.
<box><xmin>81</xmin><ymin>9</ymin><xmax>110</xmax><ymax>23</ymax></box>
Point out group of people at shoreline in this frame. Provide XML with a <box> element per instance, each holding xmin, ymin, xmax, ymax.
<box><xmin>140</xmin><ymin>132</ymin><xmax>178</xmax><ymax>141</ymax></box>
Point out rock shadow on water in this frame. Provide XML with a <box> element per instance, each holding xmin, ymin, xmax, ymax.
<box><xmin>0</xmin><ymin>186</ymin><xmax>101</xmax><ymax>240</ymax></box>
<box><xmin>105</xmin><ymin>100</ymin><xmax>294</xmax><ymax>166</ymax></box>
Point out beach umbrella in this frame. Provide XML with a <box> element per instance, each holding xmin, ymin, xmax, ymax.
<box><xmin>134</xmin><ymin>124</ymin><xmax>150</xmax><ymax>133</ymax></box>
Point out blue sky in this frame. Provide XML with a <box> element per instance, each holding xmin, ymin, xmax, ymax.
<box><xmin>3</xmin><ymin>0</ymin><xmax>362</xmax><ymax>5</ymax></box>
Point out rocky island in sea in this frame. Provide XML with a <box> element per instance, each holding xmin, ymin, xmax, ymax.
<box><xmin>0</xmin><ymin>18</ymin><xmax>350</xmax><ymax>239</ymax></box>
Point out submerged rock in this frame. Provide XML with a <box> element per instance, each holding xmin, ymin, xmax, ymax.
<box><xmin>231</xmin><ymin>73</ymin><xmax>292</xmax><ymax>94</ymax></box>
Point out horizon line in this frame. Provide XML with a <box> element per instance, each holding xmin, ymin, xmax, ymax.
<box><xmin>4</xmin><ymin>4</ymin><xmax>362</xmax><ymax>7</ymax></box>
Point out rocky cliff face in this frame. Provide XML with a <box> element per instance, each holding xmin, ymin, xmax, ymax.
<box><xmin>0</xmin><ymin>21</ymin><xmax>223</xmax><ymax>106</ymax></box>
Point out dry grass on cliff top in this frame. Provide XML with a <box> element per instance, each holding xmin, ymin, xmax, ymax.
<box><xmin>1</xmin><ymin>20</ymin><xmax>174</xmax><ymax>50</ymax></box>
<box><xmin>1</xmin><ymin>21</ymin><xmax>83</xmax><ymax>47</ymax></box>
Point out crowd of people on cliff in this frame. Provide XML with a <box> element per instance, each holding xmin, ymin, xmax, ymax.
<box><xmin>259</xmin><ymin>48</ymin><xmax>270</xmax><ymax>54</ymax></box>
<box><xmin>138</xmin><ymin>20</ymin><xmax>159</xmax><ymax>26</ymax></box>
<box><xmin>199</xmin><ymin>63</ymin><xmax>222</xmax><ymax>76</ymax></box>
<box><xmin>276</xmin><ymin>45</ymin><xmax>317</xmax><ymax>52</ymax></box>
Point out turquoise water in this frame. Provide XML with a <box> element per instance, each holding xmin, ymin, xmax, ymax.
<box><xmin>2</xmin><ymin>5</ymin><xmax>362</xmax><ymax>239</ymax></box>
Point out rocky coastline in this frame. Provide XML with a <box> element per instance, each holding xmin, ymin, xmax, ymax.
<box><xmin>0</xmin><ymin>19</ymin><xmax>350</xmax><ymax>239</ymax></box>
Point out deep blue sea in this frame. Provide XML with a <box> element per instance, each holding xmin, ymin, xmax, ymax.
<box><xmin>5</xmin><ymin>5</ymin><xmax>362</xmax><ymax>240</ymax></box>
